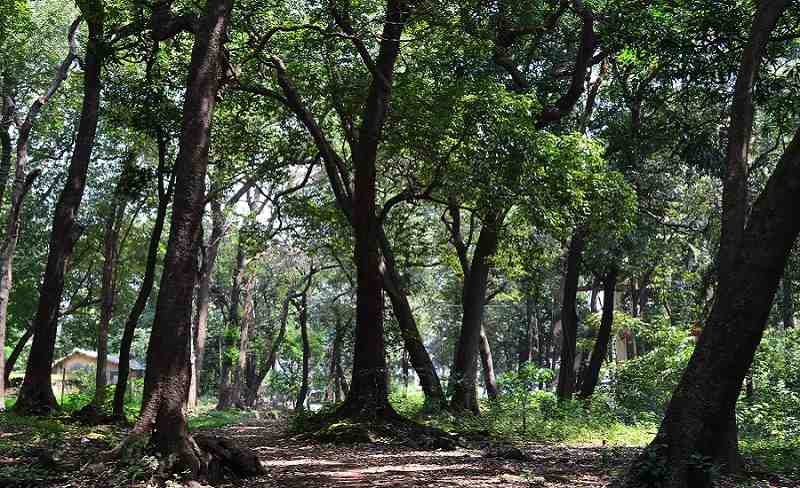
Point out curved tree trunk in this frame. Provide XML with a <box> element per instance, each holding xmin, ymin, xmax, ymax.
<box><xmin>623</xmin><ymin>4</ymin><xmax>794</xmax><ymax>485</ymax></box>
<box><xmin>556</xmin><ymin>230</ymin><xmax>584</xmax><ymax>401</ymax></box>
<box><xmin>579</xmin><ymin>265</ymin><xmax>618</xmax><ymax>398</ymax></box>
<box><xmin>478</xmin><ymin>325</ymin><xmax>498</xmax><ymax>399</ymax></box>
<box><xmin>112</xmin><ymin>137</ymin><xmax>173</xmax><ymax>417</ymax></box>
<box><xmin>0</xmin><ymin>128</ymin><xmax>42</xmax><ymax>410</ymax></box>
<box><xmin>132</xmin><ymin>0</ymin><xmax>234</xmax><ymax>475</ymax></box>
<box><xmin>14</xmin><ymin>16</ymin><xmax>94</xmax><ymax>415</ymax></box>
<box><xmin>243</xmin><ymin>293</ymin><xmax>290</xmax><ymax>407</ymax></box>
<box><xmin>378</xmin><ymin>227</ymin><xmax>445</xmax><ymax>408</ymax></box>
<box><xmin>449</xmin><ymin>210</ymin><xmax>501</xmax><ymax>414</ymax></box>
<box><xmin>5</xmin><ymin>327</ymin><xmax>32</xmax><ymax>387</ymax></box>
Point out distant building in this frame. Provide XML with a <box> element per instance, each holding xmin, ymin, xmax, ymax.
<box><xmin>52</xmin><ymin>348</ymin><xmax>145</xmax><ymax>384</ymax></box>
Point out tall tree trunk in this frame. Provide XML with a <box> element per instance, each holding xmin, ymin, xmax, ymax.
<box><xmin>378</xmin><ymin>227</ymin><xmax>445</xmax><ymax>407</ymax></box>
<box><xmin>132</xmin><ymin>0</ymin><xmax>234</xmax><ymax>475</ymax></box>
<box><xmin>478</xmin><ymin>325</ymin><xmax>498</xmax><ymax>399</ymax></box>
<box><xmin>13</xmin><ymin>16</ymin><xmax>89</xmax><ymax>415</ymax></box>
<box><xmin>93</xmin><ymin>186</ymin><xmax>126</xmax><ymax>409</ymax></box>
<box><xmin>294</xmin><ymin>291</ymin><xmax>310</xmax><ymax>410</ymax></box>
<box><xmin>623</xmin><ymin>112</ymin><xmax>800</xmax><ymax>488</ymax></box>
<box><xmin>0</xmin><ymin>92</ymin><xmax>13</xmax><ymax>206</ymax></box>
<box><xmin>113</xmin><ymin>138</ymin><xmax>172</xmax><ymax>416</ymax></box>
<box><xmin>0</xmin><ymin>149</ymin><xmax>40</xmax><ymax>410</ymax></box>
<box><xmin>781</xmin><ymin>275</ymin><xmax>794</xmax><ymax>329</ymax></box>
<box><xmin>556</xmin><ymin>230</ymin><xmax>584</xmax><ymax>401</ymax></box>
<box><xmin>188</xmin><ymin>198</ymin><xmax>223</xmax><ymax>408</ymax></box>
<box><xmin>579</xmin><ymin>265</ymin><xmax>618</xmax><ymax>398</ymax></box>
<box><xmin>112</xmin><ymin>136</ymin><xmax>173</xmax><ymax>417</ymax></box>
<box><xmin>449</xmin><ymin>211</ymin><xmax>501</xmax><ymax>413</ymax></box>
<box><xmin>335</xmin><ymin>1</ymin><xmax>408</xmax><ymax>420</ymax></box>
<box><xmin>520</xmin><ymin>287</ymin><xmax>540</xmax><ymax>370</ymax></box>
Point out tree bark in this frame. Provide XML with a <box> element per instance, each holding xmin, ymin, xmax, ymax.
<box><xmin>556</xmin><ymin>230</ymin><xmax>584</xmax><ymax>401</ymax></box>
<box><xmin>579</xmin><ymin>265</ymin><xmax>618</xmax><ymax>398</ymax></box>
<box><xmin>113</xmin><ymin>135</ymin><xmax>173</xmax><ymax>417</ymax></box>
<box><xmin>13</xmin><ymin>16</ymin><xmax>89</xmax><ymax>415</ymax></box>
<box><xmin>0</xmin><ymin>93</ymin><xmax>13</xmax><ymax>206</ymax></box>
<box><xmin>478</xmin><ymin>325</ymin><xmax>498</xmax><ymax>399</ymax></box>
<box><xmin>132</xmin><ymin>0</ymin><xmax>234</xmax><ymax>475</ymax></box>
<box><xmin>335</xmin><ymin>0</ymin><xmax>409</xmax><ymax>420</ymax></box>
<box><xmin>623</xmin><ymin>133</ymin><xmax>800</xmax><ymax>487</ymax></box>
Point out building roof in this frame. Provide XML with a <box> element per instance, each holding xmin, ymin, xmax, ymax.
<box><xmin>52</xmin><ymin>348</ymin><xmax>145</xmax><ymax>371</ymax></box>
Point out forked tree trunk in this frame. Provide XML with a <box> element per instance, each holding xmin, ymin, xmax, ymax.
<box><xmin>624</xmin><ymin>129</ymin><xmax>800</xmax><ymax>486</ymax></box>
<box><xmin>556</xmin><ymin>230</ymin><xmax>584</xmax><ymax>401</ymax></box>
<box><xmin>113</xmin><ymin>136</ymin><xmax>173</xmax><ymax>417</ymax></box>
<box><xmin>624</xmin><ymin>44</ymin><xmax>799</xmax><ymax>488</ymax></box>
<box><xmin>132</xmin><ymin>0</ymin><xmax>235</xmax><ymax>475</ymax></box>
<box><xmin>0</xmin><ymin>136</ymin><xmax>41</xmax><ymax>410</ymax></box>
<box><xmin>14</xmin><ymin>16</ymin><xmax>96</xmax><ymax>415</ymax></box>
<box><xmin>478</xmin><ymin>325</ymin><xmax>498</xmax><ymax>399</ymax></box>
<box><xmin>449</xmin><ymin>211</ymin><xmax>501</xmax><ymax>413</ymax></box>
<box><xmin>335</xmin><ymin>1</ymin><xmax>408</xmax><ymax>420</ymax></box>
<box><xmin>578</xmin><ymin>265</ymin><xmax>618</xmax><ymax>398</ymax></box>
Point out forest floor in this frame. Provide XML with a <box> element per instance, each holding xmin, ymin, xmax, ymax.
<box><xmin>1</xmin><ymin>413</ymin><xmax>798</xmax><ymax>487</ymax></box>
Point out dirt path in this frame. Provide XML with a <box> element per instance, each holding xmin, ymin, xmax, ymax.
<box><xmin>203</xmin><ymin>418</ymin><xmax>798</xmax><ymax>488</ymax></box>
<box><xmin>1</xmin><ymin>416</ymin><xmax>796</xmax><ymax>487</ymax></box>
<box><xmin>203</xmin><ymin>418</ymin><xmax>636</xmax><ymax>488</ymax></box>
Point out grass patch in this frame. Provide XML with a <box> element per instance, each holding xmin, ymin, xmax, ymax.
<box><xmin>188</xmin><ymin>407</ymin><xmax>256</xmax><ymax>431</ymax></box>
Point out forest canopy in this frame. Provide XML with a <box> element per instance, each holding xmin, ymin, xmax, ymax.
<box><xmin>0</xmin><ymin>1</ymin><xmax>799</xmax><ymax>488</ymax></box>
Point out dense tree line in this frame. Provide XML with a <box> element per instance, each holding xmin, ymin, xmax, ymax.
<box><xmin>0</xmin><ymin>0</ymin><xmax>798</xmax><ymax>487</ymax></box>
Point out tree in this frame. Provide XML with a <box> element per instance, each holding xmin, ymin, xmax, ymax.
<box><xmin>623</xmin><ymin>1</ymin><xmax>798</xmax><ymax>486</ymax></box>
<box><xmin>15</xmin><ymin>2</ymin><xmax>105</xmax><ymax>414</ymax></box>
<box><xmin>126</xmin><ymin>0</ymin><xmax>265</xmax><ymax>476</ymax></box>
<box><xmin>0</xmin><ymin>15</ymin><xmax>78</xmax><ymax>408</ymax></box>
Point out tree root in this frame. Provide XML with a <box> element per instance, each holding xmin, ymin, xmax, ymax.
<box><xmin>103</xmin><ymin>431</ymin><xmax>265</xmax><ymax>482</ymax></box>
<box><xmin>296</xmin><ymin>406</ymin><xmax>460</xmax><ymax>450</ymax></box>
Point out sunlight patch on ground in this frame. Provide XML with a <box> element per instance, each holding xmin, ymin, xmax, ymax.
<box><xmin>355</xmin><ymin>462</ymin><xmax>474</xmax><ymax>474</ymax></box>
<box><xmin>260</xmin><ymin>457</ymin><xmax>344</xmax><ymax>467</ymax></box>
<box><xmin>366</xmin><ymin>450</ymin><xmax>481</xmax><ymax>459</ymax></box>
